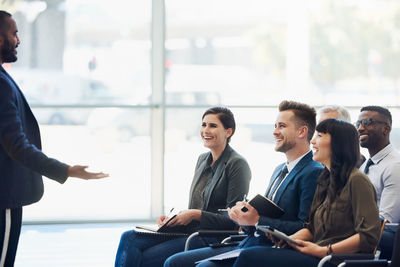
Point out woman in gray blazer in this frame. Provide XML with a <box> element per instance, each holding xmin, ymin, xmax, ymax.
<box><xmin>115</xmin><ymin>107</ymin><xmax>251</xmax><ymax>267</ymax></box>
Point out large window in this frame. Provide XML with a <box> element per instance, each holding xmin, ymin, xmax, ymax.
<box><xmin>3</xmin><ymin>0</ymin><xmax>400</xmax><ymax>221</ymax></box>
<box><xmin>6</xmin><ymin>0</ymin><xmax>152</xmax><ymax>221</ymax></box>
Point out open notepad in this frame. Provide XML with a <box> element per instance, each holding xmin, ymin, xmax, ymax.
<box><xmin>135</xmin><ymin>215</ymin><xmax>193</xmax><ymax>236</ymax></box>
<box><xmin>136</xmin><ymin>215</ymin><xmax>178</xmax><ymax>233</ymax></box>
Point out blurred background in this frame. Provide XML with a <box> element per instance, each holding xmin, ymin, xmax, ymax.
<box><xmin>2</xmin><ymin>0</ymin><xmax>400</xmax><ymax>265</ymax></box>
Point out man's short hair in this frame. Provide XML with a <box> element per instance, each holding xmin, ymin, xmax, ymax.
<box><xmin>279</xmin><ymin>100</ymin><xmax>316</xmax><ymax>141</ymax></box>
<box><xmin>318</xmin><ymin>105</ymin><xmax>351</xmax><ymax>123</ymax></box>
<box><xmin>0</xmin><ymin>11</ymin><xmax>12</xmax><ymax>36</ymax></box>
<box><xmin>360</xmin><ymin>105</ymin><xmax>392</xmax><ymax>126</ymax></box>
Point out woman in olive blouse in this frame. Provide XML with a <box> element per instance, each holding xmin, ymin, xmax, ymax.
<box><xmin>232</xmin><ymin>119</ymin><xmax>380</xmax><ymax>267</ymax></box>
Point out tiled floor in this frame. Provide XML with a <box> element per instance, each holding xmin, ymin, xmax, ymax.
<box><xmin>15</xmin><ymin>222</ymin><xmax>144</xmax><ymax>267</ymax></box>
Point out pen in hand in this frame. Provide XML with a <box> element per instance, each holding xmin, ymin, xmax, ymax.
<box><xmin>241</xmin><ymin>194</ymin><xmax>249</xmax><ymax>212</ymax></box>
<box><xmin>218</xmin><ymin>194</ymin><xmax>249</xmax><ymax>213</ymax></box>
<box><xmin>162</xmin><ymin>207</ymin><xmax>175</xmax><ymax>224</ymax></box>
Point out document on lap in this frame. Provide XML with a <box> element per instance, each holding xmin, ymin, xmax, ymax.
<box><xmin>195</xmin><ymin>249</ymin><xmax>244</xmax><ymax>264</ymax></box>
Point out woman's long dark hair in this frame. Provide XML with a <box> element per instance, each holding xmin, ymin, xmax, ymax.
<box><xmin>308</xmin><ymin>119</ymin><xmax>360</xmax><ymax>225</ymax></box>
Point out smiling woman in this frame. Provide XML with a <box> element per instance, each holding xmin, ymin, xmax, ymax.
<box><xmin>114</xmin><ymin>107</ymin><xmax>252</xmax><ymax>267</ymax></box>
<box><xmin>228</xmin><ymin>119</ymin><xmax>381</xmax><ymax>267</ymax></box>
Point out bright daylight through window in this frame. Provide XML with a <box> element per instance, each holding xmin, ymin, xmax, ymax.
<box><xmin>1</xmin><ymin>0</ymin><xmax>399</xmax><ymax>221</ymax></box>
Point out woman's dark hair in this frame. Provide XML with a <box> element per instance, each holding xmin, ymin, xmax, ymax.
<box><xmin>308</xmin><ymin>119</ymin><xmax>360</xmax><ymax>225</ymax></box>
<box><xmin>202</xmin><ymin>107</ymin><xmax>236</xmax><ymax>143</ymax></box>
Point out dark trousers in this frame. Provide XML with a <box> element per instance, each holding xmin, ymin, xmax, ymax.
<box><xmin>229</xmin><ymin>246</ymin><xmax>336</xmax><ymax>267</ymax></box>
<box><xmin>0</xmin><ymin>208</ymin><xmax>22</xmax><ymax>267</ymax></box>
<box><xmin>379</xmin><ymin>229</ymin><xmax>396</xmax><ymax>260</ymax></box>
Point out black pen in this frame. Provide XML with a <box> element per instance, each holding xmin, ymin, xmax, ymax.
<box><xmin>218</xmin><ymin>194</ymin><xmax>248</xmax><ymax>212</ymax></box>
<box><xmin>241</xmin><ymin>194</ymin><xmax>249</xmax><ymax>212</ymax></box>
<box><xmin>162</xmin><ymin>207</ymin><xmax>174</xmax><ymax>223</ymax></box>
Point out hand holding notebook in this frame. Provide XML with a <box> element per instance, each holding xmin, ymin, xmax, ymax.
<box><xmin>241</xmin><ymin>194</ymin><xmax>285</xmax><ymax>218</ymax></box>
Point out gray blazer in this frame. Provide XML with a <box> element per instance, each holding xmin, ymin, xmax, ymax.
<box><xmin>188</xmin><ymin>144</ymin><xmax>251</xmax><ymax>230</ymax></box>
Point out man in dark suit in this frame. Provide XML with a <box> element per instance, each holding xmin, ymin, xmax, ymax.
<box><xmin>0</xmin><ymin>11</ymin><xmax>108</xmax><ymax>266</ymax></box>
<box><xmin>164</xmin><ymin>101</ymin><xmax>324</xmax><ymax>267</ymax></box>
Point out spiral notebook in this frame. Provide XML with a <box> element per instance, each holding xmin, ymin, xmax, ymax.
<box><xmin>135</xmin><ymin>215</ymin><xmax>189</xmax><ymax>236</ymax></box>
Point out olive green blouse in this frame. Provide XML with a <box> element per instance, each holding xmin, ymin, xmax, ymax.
<box><xmin>308</xmin><ymin>169</ymin><xmax>381</xmax><ymax>253</ymax></box>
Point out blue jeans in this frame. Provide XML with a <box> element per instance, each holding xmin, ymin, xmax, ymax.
<box><xmin>164</xmin><ymin>230</ymin><xmax>271</xmax><ymax>267</ymax></box>
<box><xmin>115</xmin><ymin>229</ymin><xmax>216</xmax><ymax>267</ymax></box>
<box><xmin>164</xmin><ymin>245</ymin><xmax>237</xmax><ymax>267</ymax></box>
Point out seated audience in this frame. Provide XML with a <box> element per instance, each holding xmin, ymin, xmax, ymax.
<box><xmin>203</xmin><ymin>119</ymin><xmax>381</xmax><ymax>267</ymax></box>
<box><xmin>164</xmin><ymin>101</ymin><xmax>324</xmax><ymax>267</ymax></box>
<box><xmin>114</xmin><ymin>107</ymin><xmax>251</xmax><ymax>267</ymax></box>
<box><xmin>356</xmin><ymin>105</ymin><xmax>400</xmax><ymax>259</ymax></box>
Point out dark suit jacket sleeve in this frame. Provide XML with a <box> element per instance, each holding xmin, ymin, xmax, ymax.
<box><xmin>199</xmin><ymin>157</ymin><xmax>251</xmax><ymax>230</ymax></box>
<box><xmin>256</xmin><ymin>166</ymin><xmax>322</xmax><ymax>235</ymax></box>
<box><xmin>0</xmin><ymin>79</ymin><xmax>69</xmax><ymax>183</ymax></box>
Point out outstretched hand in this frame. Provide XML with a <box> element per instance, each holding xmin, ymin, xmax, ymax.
<box><xmin>67</xmin><ymin>165</ymin><xmax>109</xmax><ymax>180</ymax></box>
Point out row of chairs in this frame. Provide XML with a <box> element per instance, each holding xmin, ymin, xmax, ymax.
<box><xmin>184</xmin><ymin>223</ymin><xmax>399</xmax><ymax>267</ymax></box>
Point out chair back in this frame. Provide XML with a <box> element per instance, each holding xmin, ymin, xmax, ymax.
<box><xmin>390</xmin><ymin>224</ymin><xmax>400</xmax><ymax>267</ymax></box>
<box><xmin>374</xmin><ymin>220</ymin><xmax>387</xmax><ymax>255</ymax></box>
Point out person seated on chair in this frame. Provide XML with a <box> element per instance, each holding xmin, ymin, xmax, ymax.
<box><xmin>114</xmin><ymin>107</ymin><xmax>251</xmax><ymax>267</ymax></box>
<box><xmin>226</xmin><ymin>119</ymin><xmax>381</xmax><ymax>267</ymax></box>
<box><xmin>356</xmin><ymin>106</ymin><xmax>400</xmax><ymax>260</ymax></box>
<box><xmin>317</xmin><ymin>105</ymin><xmax>366</xmax><ymax>168</ymax></box>
<box><xmin>164</xmin><ymin>100</ymin><xmax>324</xmax><ymax>267</ymax></box>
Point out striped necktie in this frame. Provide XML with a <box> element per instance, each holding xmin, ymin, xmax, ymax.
<box><xmin>267</xmin><ymin>165</ymin><xmax>288</xmax><ymax>199</ymax></box>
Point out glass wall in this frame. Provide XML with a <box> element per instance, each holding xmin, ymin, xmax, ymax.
<box><xmin>163</xmin><ymin>0</ymin><xmax>400</xmax><ymax>210</ymax></box>
<box><xmin>5</xmin><ymin>0</ymin><xmax>152</xmax><ymax>221</ymax></box>
<box><xmin>2</xmin><ymin>0</ymin><xmax>400</xmax><ymax>221</ymax></box>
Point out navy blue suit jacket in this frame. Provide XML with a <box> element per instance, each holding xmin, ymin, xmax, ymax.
<box><xmin>257</xmin><ymin>151</ymin><xmax>324</xmax><ymax>235</ymax></box>
<box><xmin>0</xmin><ymin>65</ymin><xmax>69</xmax><ymax>209</ymax></box>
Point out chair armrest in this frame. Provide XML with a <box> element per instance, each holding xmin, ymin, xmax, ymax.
<box><xmin>184</xmin><ymin>230</ymin><xmax>241</xmax><ymax>251</ymax></box>
<box><xmin>197</xmin><ymin>230</ymin><xmax>240</xmax><ymax>237</ymax></box>
<box><xmin>330</xmin><ymin>254</ymin><xmax>375</xmax><ymax>261</ymax></box>
<box><xmin>337</xmin><ymin>260</ymin><xmax>389</xmax><ymax>267</ymax></box>
<box><xmin>318</xmin><ymin>254</ymin><xmax>375</xmax><ymax>267</ymax></box>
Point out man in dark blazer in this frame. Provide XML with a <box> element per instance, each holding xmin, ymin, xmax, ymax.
<box><xmin>164</xmin><ymin>100</ymin><xmax>324</xmax><ymax>267</ymax></box>
<box><xmin>0</xmin><ymin>11</ymin><xmax>108</xmax><ymax>266</ymax></box>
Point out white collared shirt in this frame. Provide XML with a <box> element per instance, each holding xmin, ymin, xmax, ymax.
<box><xmin>360</xmin><ymin>143</ymin><xmax>400</xmax><ymax>223</ymax></box>
<box><xmin>270</xmin><ymin>150</ymin><xmax>311</xmax><ymax>201</ymax></box>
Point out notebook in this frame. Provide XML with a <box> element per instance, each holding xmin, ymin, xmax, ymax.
<box><xmin>243</xmin><ymin>194</ymin><xmax>284</xmax><ymax>218</ymax></box>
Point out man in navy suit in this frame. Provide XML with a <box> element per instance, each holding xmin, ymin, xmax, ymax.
<box><xmin>0</xmin><ymin>11</ymin><xmax>108</xmax><ymax>266</ymax></box>
<box><xmin>164</xmin><ymin>100</ymin><xmax>324</xmax><ymax>267</ymax></box>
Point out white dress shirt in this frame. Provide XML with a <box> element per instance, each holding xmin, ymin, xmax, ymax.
<box><xmin>360</xmin><ymin>143</ymin><xmax>400</xmax><ymax>223</ymax></box>
<box><xmin>270</xmin><ymin>151</ymin><xmax>310</xmax><ymax>201</ymax></box>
